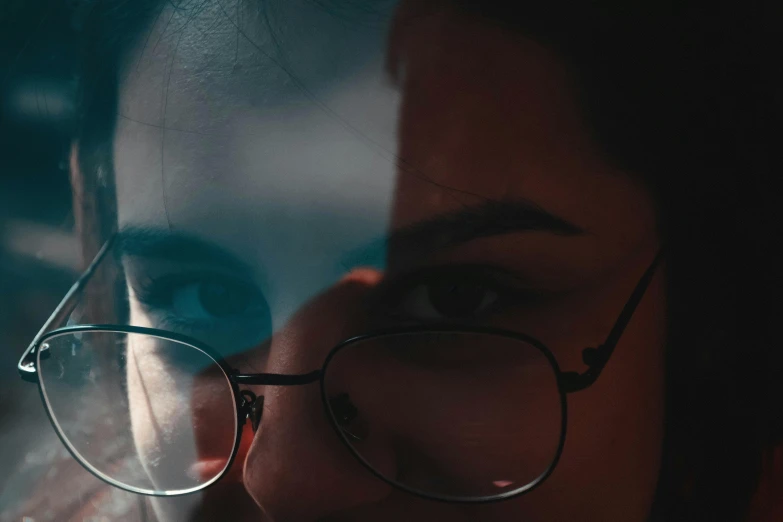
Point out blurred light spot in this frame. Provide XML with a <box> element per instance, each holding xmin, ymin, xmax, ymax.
<box><xmin>2</xmin><ymin>219</ymin><xmax>79</xmax><ymax>272</ymax></box>
<box><xmin>4</xmin><ymin>77</ymin><xmax>77</xmax><ymax>127</ymax></box>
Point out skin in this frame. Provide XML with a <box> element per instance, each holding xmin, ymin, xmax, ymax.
<box><xmin>101</xmin><ymin>1</ymin><xmax>666</xmax><ymax>520</ymax></box>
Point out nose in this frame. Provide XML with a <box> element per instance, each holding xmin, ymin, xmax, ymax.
<box><xmin>243</xmin><ymin>268</ymin><xmax>395</xmax><ymax>521</ymax></box>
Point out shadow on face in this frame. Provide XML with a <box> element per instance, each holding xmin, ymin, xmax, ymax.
<box><xmin>106</xmin><ymin>0</ymin><xmax>666</xmax><ymax>520</ymax></box>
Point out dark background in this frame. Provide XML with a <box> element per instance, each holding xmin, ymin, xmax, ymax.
<box><xmin>1</xmin><ymin>0</ymin><xmax>85</xmax><ymax>517</ymax></box>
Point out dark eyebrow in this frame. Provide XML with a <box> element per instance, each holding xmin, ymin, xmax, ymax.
<box><xmin>116</xmin><ymin>227</ymin><xmax>251</xmax><ymax>273</ymax></box>
<box><xmin>118</xmin><ymin>200</ymin><xmax>582</xmax><ymax>271</ymax></box>
<box><xmin>340</xmin><ymin>198</ymin><xmax>585</xmax><ymax>268</ymax></box>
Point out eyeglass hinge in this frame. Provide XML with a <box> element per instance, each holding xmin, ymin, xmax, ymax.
<box><xmin>561</xmin><ymin>345</ymin><xmax>609</xmax><ymax>393</ymax></box>
<box><xmin>18</xmin><ymin>342</ymin><xmax>48</xmax><ymax>383</ymax></box>
<box><xmin>560</xmin><ymin>371</ymin><xmax>590</xmax><ymax>393</ymax></box>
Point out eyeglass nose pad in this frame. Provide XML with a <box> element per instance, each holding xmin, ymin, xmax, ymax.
<box><xmin>240</xmin><ymin>390</ymin><xmax>265</xmax><ymax>433</ymax></box>
<box><xmin>329</xmin><ymin>393</ymin><xmax>367</xmax><ymax>442</ymax></box>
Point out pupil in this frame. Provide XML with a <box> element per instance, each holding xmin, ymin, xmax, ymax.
<box><xmin>198</xmin><ymin>282</ymin><xmax>249</xmax><ymax>317</ymax></box>
<box><xmin>427</xmin><ymin>280</ymin><xmax>485</xmax><ymax>318</ymax></box>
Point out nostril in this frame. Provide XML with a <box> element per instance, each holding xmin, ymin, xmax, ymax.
<box><xmin>329</xmin><ymin>393</ymin><xmax>367</xmax><ymax>442</ymax></box>
<box><xmin>330</xmin><ymin>393</ymin><xmax>357</xmax><ymax>424</ymax></box>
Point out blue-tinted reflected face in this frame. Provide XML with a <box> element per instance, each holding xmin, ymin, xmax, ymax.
<box><xmin>108</xmin><ymin>1</ymin><xmax>666</xmax><ymax>521</ymax></box>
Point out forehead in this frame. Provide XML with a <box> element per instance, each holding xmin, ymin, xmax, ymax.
<box><xmin>112</xmin><ymin>0</ymin><xmax>656</xmax><ymax>280</ymax></box>
<box><xmin>115</xmin><ymin>0</ymin><xmax>400</xmax><ymax>224</ymax></box>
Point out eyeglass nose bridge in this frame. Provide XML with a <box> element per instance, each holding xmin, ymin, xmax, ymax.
<box><xmin>233</xmin><ymin>370</ymin><xmax>322</xmax><ymax>432</ymax></box>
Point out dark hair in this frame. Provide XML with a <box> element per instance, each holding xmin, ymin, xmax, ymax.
<box><xmin>72</xmin><ymin>1</ymin><xmax>783</xmax><ymax>521</ymax></box>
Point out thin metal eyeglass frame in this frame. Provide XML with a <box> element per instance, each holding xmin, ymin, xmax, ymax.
<box><xmin>17</xmin><ymin>235</ymin><xmax>664</xmax><ymax>503</ymax></box>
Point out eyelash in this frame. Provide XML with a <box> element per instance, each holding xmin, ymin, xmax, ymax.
<box><xmin>131</xmin><ymin>265</ymin><xmax>536</xmax><ymax>331</ymax></box>
<box><xmin>131</xmin><ymin>272</ymin><xmax>263</xmax><ymax>326</ymax></box>
<box><xmin>371</xmin><ymin>265</ymin><xmax>536</xmax><ymax>324</ymax></box>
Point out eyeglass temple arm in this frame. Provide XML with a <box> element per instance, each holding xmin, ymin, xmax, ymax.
<box><xmin>560</xmin><ymin>250</ymin><xmax>664</xmax><ymax>393</ymax></box>
<box><xmin>17</xmin><ymin>235</ymin><xmax>116</xmax><ymax>382</ymax></box>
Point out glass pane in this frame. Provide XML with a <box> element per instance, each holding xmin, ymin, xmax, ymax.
<box><xmin>37</xmin><ymin>330</ymin><xmax>237</xmax><ymax>495</ymax></box>
<box><xmin>323</xmin><ymin>331</ymin><xmax>563</xmax><ymax>500</ymax></box>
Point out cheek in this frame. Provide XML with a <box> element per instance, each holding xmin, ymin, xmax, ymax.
<box><xmin>125</xmin><ymin>333</ymin><xmax>239</xmax><ymax>491</ymax></box>
<box><xmin>125</xmin><ymin>337</ymin><xmax>201</xmax><ymax>485</ymax></box>
<box><xmin>544</xmin><ymin>272</ymin><xmax>666</xmax><ymax>519</ymax></box>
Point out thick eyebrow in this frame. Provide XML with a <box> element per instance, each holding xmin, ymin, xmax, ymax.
<box><xmin>116</xmin><ymin>227</ymin><xmax>251</xmax><ymax>273</ymax></box>
<box><xmin>340</xmin><ymin>198</ymin><xmax>585</xmax><ymax>268</ymax></box>
<box><xmin>118</xmin><ymin>200</ymin><xmax>582</xmax><ymax>271</ymax></box>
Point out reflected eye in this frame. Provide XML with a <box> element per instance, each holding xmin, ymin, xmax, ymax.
<box><xmin>376</xmin><ymin>265</ymin><xmax>539</xmax><ymax>325</ymax></box>
<box><xmin>131</xmin><ymin>273</ymin><xmax>272</xmax><ymax>352</ymax></box>
<box><xmin>395</xmin><ymin>278</ymin><xmax>499</xmax><ymax>321</ymax></box>
<box><xmin>172</xmin><ymin>280</ymin><xmax>256</xmax><ymax>320</ymax></box>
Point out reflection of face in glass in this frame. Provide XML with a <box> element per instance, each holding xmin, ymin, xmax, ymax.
<box><xmin>124</xmin><ymin>332</ymin><xmax>237</xmax><ymax>490</ymax></box>
<box><xmin>102</xmin><ymin>0</ymin><xmax>666</xmax><ymax>520</ymax></box>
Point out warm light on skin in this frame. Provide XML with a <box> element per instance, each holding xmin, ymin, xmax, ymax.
<box><xmin>109</xmin><ymin>1</ymin><xmax>666</xmax><ymax>521</ymax></box>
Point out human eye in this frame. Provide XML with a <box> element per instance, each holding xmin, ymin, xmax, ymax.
<box><xmin>130</xmin><ymin>272</ymin><xmax>272</xmax><ymax>352</ymax></box>
<box><xmin>376</xmin><ymin>265</ymin><xmax>537</xmax><ymax>325</ymax></box>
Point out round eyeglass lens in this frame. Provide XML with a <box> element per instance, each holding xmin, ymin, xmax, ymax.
<box><xmin>37</xmin><ymin>330</ymin><xmax>238</xmax><ymax>495</ymax></box>
<box><xmin>323</xmin><ymin>331</ymin><xmax>564</xmax><ymax>501</ymax></box>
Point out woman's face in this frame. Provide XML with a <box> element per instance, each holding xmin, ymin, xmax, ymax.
<box><xmin>105</xmin><ymin>1</ymin><xmax>666</xmax><ymax>521</ymax></box>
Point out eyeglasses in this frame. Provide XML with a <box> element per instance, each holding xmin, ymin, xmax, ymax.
<box><xmin>18</xmin><ymin>236</ymin><xmax>663</xmax><ymax>503</ymax></box>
